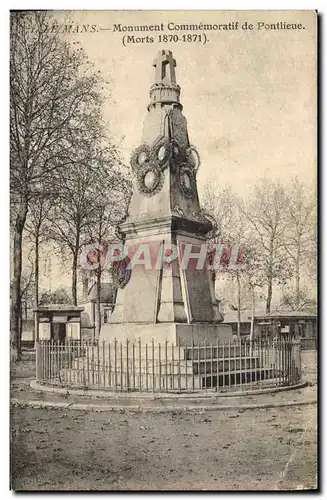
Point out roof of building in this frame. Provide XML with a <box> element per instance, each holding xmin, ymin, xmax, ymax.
<box><xmin>255</xmin><ymin>310</ymin><xmax>317</xmax><ymax>320</ymax></box>
<box><xmin>34</xmin><ymin>304</ymin><xmax>84</xmax><ymax>312</ymax></box>
<box><xmin>223</xmin><ymin>309</ymin><xmax>316</xmax><ymax>323</ymax></box>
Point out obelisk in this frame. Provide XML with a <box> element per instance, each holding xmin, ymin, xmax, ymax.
<box><xmin>101</xmin><ymin>50</ymin><xmax>232</xmax><ymax>344</ymax></box>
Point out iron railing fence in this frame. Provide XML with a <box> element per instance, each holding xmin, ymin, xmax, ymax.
<box><xmin>36</xmin><ymin>338</ymin><xmax>301</xmax><ymax>393</ymax></box>
<box><xmin>300</xmin><ymin>337</ymin><xmax>317</xmax><ymax>351</ymax></box>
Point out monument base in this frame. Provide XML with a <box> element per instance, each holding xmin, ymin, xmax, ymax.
<box><xmin>100</xmin><ymin>322</ymin><xmax>233</xmax><ymax>345</ymax></box>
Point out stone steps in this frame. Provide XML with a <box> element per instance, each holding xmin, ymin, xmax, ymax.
<box><xmin>58</xmin><ymin>366</ymin><xmax>281</xmax><ymax>391</ymax></box>
<box><xmin>69</xmin><ymin>355</ymin><xmax>262</xmax><ymax>373</ymax></box>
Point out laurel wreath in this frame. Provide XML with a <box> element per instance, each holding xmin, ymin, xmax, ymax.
<box><xmin>130</xmin><ymin>139</ymin><xmax>200</xmax><ymax>184</ymax></box>
<box><xmin>150</xmin><ymin>136</ymin><xmax>172</xmax><ymax>170</ymax></box>
<box><xmin>170</xmin><ymin>138</ymin><xmax>188</xmax><ymax>173</ymax></box>
<box><xmin>186</xmin><ymin>145</ymin><xmax>201</xmax><ymax>173</ymax></box>
<box><xmin>130</xmin><ymin>144</ymin><xmax>152</xmax><ymax>173</ymax></box>
<box><xmin>179</xmin><ymin>164</ymin><xmax>196</xmax><ymax>199</ymax></box>
<box><xmin>111</xmin><ymin>257</ymin><xmax>131</xmax><ymax>289</ymax></box>
<box><xmin>136</xmin><ymin>162</ymin><xmax>164</xmax><ymax>197</ymax></box>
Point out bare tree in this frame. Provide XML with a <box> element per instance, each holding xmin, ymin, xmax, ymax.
<box><xmin>39</xmin><ymin>287</ymin><xmax>72</xmax><ymax>305</ymax></box>
<box><xmin>281</xmin><ymin>287</ymin><xmax>316</xmax><ymax>312</ymax></box>
<box><xmin>281</xmin><ymin>177</ymin><xmax>316</xmax><ymax>310</ymax></box>
<box><xmin>48</xmin><ymin>142</ymin><xmax>129</xmax><ymax>306</ymax></box>
<box><xmin>201</xmin><ymin>184</ymin><xmax>246</xmax><ymax>337</ymax></box>
<box><xmin>201</xmin><ymin>183</ymin><xmax>236</xmax><ymax>239</ymax></box>
<box><xmin>239</xmin><ymin>243</ymin><xmax>266</xmax><ymax>340</ymax></box>
<box><xmin>240</xmin><ymin>179</ymin><xmax>292</xmax><ymax>313</ymax></box>
<box><xmin>10</xmin><ymin>248</ymin><xmax>34</xmax><ymax>349</ymax></box>
<box><xmin>24</xmin><ymin>190</ymin><xmax>53</xmax><ymax>307</ymax></box>
<box><xmin>10</xmin><ymin>11</ymin><xmax>105</xmax><ymax>358</ymax></box>
<box><xmin>20</xmin><ymin>269</ymin><xmax>35</xmax><ymax>320</ymax></box>
<box><xmin>82</xmin><ymin>170</ymin><xmax>131</xmax><ymax>339</ymax></box>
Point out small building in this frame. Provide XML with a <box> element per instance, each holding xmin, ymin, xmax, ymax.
<box><xmin>34</xmin><ymin>304</ymin><xmax>84</xmax><ymax>342</ymax></box>
<box><xmin>255</xmin><ymin>310</ymin><xmax>317</xmax><ymax>339</ymax></box>
<box><xmin>223</xmin><ymin>309</ymin><xmax>317</xmax><ymax>340</ymax></box>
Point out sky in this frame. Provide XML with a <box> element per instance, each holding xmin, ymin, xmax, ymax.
<box><xmin>32</xmin><ymin>10</ymin><xmax>317</xmax><ymax>293</ymax></box>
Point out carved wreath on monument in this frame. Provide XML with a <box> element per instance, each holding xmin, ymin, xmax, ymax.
<box><xmin>130</xmin><ymin>135</ymin><xmax>200</xmax><ymax>198</ymax></box>
<box><xmin>111</xmin><ymin>256</ymin><xmax>131</xmax><ymax>289</ymax></box>
<box><xmin>178</xmin><ymin>164</ymin><xmax>196</xmax><ymax>199</ymax></box>
<box><xmin>136</xmin><ymin>162</ymin><xmax>165</xmax><ymax>197</ymax></box>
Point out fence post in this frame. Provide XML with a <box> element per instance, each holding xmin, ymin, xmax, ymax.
<box><xmin>165</xmin><ymin>340</ymin><xmax>168</xmax><ymax>393</ymax></box>
<box><xmin>138</xmin><ymin>338</ymin><xmax>142</xmax><ymax>392</ymax></box>
<box><xmin>159</xmin><ymin>342</ymin><xmax>162</xmax><ymax>392</ymax></box>
<box><xmin>203</xmin><ymin>340</ymin><xmax>207</xmax><ymax>393</ymax></box>
<box><xmin>152</xmin><ymin>338</ymin><xmax>155</xmax><ymax>393</ymax></box>
<box><xmin>185</xmin><ymin>342</ymin><xmax>188</xmax><ymax>392</ymax></box>
<box><xmin>197</xmin><ymin>340</ymin><xmax>200</xmax><ymax>390</ymax></box>
<box><xmin>114</xmin><ymin>338</ymin><xmax>117</xmax><ymax>391</ymax></box>
<box><xmin>120</xmin><ymin>342</ymin><xmax>123</xmax><ymax>390</ymax></box>
<box><xmin>172</xmin><ymin>342</ymin><xmax>175</xmax><ymax>391</ymax></box>
<box><xmin>222</xmin><ymin>341</ymin><xmax>225</xmax><ymax>390</ymax></box>
<box><xmin>67</xmin><ymin>340</ymin><xmax>71</xmax><ymax>384</ymax></box>
<box><xmin>210</xmin><ymin>342</ymin><xmax>213</xmax><ymax>390</ymax></box>
<box><xmin>228</xmin><ymin>340</ymin><xmax>231</xmax><ymax>390</ymax></box>
<box><xmin>145</xmin><ymin>342</ymin><xmax>148</xmax><ymax>392</ymax></box>
<box><xmin>108</xmin><ymin>341</ymin><xmax>111</xmax><ymax>387</ymax></box>
<box><xmin>102</xmin><ymin>341</ymin><xmax>105</xmax><ymax>388</ymax></box>
<box><xmin>238</xmin><ymin>338</ymin><xmax>242</xmax><ymax>390</ymax></box>
<box><xmin>82</xmin><ymin>341</ymin><xmax>85</xmax><ymax>387</ymax></box>
<box><xmin>57</xmin><ymin>340</ymin><xmax>61</xmax><ymax>384</ymax></box>
<box><xmin>86</xmin><ymin>340</ymin><xmax>90</xmax><ymax>387</ymax></box>
<box><xmin>216</xmin><ymin>339</ymin><xmax>219</xmax><ymax>391</ymax></box>
<box><xmin>298</xmin><ymin>339</ymin><xmax>302</xmax><ymax>382</ymax></box>
<box><xmin>51</xmin><ymin>340</ymin><xmax>54</xmax><ymax>382</ymax></box>
<box><xmin>178</xmin><ymin>340</ymin><xmax>181</xmax><ymax>392</ymax></box>
<box><xmin>237</xmin><ymin>339</ymin><xmax>242</xmax><ymax>389</ymax></box>
<box><xmin>35</xmin><ymin>342</ymin><xmax>40</xmax><ymax>381</ymax></box>
<box><xmin>192</xmin><ymin>338</ymin><xmax>195</xmax><ymax>392</ymax></box>
<box><xmin>132</xmin><ymin>341</ymin><xmax>136</xmax><ymax>391</ymax></box>
<box><xmin>126</xmin><ymin>338</ymin><xmax>129</xmax><ymax>392</ymax></box>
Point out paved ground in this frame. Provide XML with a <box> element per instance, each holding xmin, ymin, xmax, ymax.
<box><xmin>10</xmin><ymin>349</ymin><xmax>318</xmax><ymax>491</ymax></box>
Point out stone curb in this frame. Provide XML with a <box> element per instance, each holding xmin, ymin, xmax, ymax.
<box><xmin>30</xmin><ymin>379</ymin><xmax>308</xmax><ymax>400</ymax></box>
<box><xmin>10</xmin><ymin>397</ymin><xmax>317</xmax><ymax>414</ymax></box>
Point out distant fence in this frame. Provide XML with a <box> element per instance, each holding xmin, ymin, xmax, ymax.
<box><xmin>36</xmin><ymin>338</ymin><xmax>301</xmax><ymax>393</ymax></box>
<box><xmin>300</xmin><ymin>337</ymin><xmax>317</xmax><ymax>351</ymax></box>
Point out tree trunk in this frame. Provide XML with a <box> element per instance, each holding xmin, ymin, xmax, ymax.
<box><xmin>295</xmin><ymin>246</ymin><xmax>300</xmax><ymax>310</ymax></box>
<box><xmin>96</xmin><ymin>269</ymin><xmax>101</xmax><ymax>340</ymax></box>
<box><xmin>34</xmin><ymin>232</ymin><xmax>39</xmax><ymax>307</ymax></box>
<box><xmin>236</xmin><ymin>272</ymin><xmax>241</xmax><ymax>339</ymax></box>
<box><xmin>250</xmin><ymin>286</ymin><xmax>255</xmax><ymax>342</ymax></box>
<box><xmin>266</xmin><ymin>279</ymin><xmax>272</xmax><ymax>313</ymax></box>
<box><xmin>71</xmin><ymin>232</ymin><xmax>80</xmax><ymax>306</ymax></box>
<box><xmin>72</xmin><ymin>251</ymin><xmax>78</xmax><ymax>306</ymax></box>
<box><xmin>11</xmin><ymin>199</ymin><xmax>28</xmax><ymax>361</ymax></box>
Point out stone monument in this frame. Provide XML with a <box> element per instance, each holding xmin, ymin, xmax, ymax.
<box><xmin>101</xmin><ymin>50</ymin><xmax>232</xmax><ymax>344</ymax></box>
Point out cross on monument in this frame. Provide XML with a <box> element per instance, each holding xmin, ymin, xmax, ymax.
<box><xmin>153</xmin><ymin>50</ymin><xmax>176</xmax><ymax>84</ymax></box>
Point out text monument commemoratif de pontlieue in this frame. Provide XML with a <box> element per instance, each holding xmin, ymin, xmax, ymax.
<box><xmin>101</xmin><ymin>50</ymin><xmax>233</xmax><ymax>345</ymax></box>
